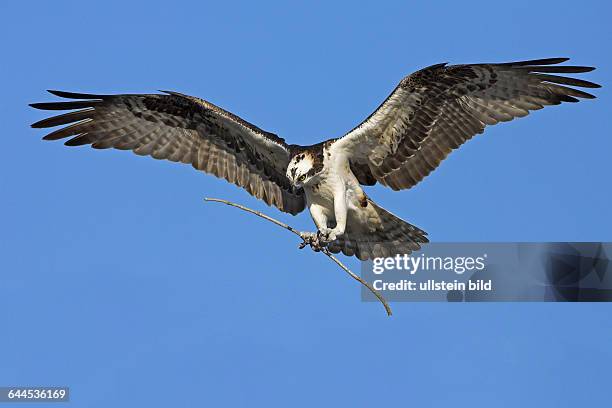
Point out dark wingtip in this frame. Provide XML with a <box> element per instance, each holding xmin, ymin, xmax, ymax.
<box><xmin>536</xmin><ymin>57</ymin><xmax>570</xmax><ymax>64</ymax></box>
<box><xmin>47</xmin><ymin>90</ymin><xmax>105</xmax><ymax>99</ymax></box>
<box><xmin>159</xmin><ymin>90</ymin><xmax>185</xmax><ymax>97</ymax></box>
<box><xmin>505</xmin><ymin>57</ymin><xmax>570</xmax><ymax>67</ymax></box>
<box><xmin>559</xmin><ymin>95</ymin><xmax>580</xmax><ymax>103</ymax></box>
<box><xmin>47</xmin><ymin>89</ymin><xmax>65</xmax><ymax>97</ymax></box>
<box><xmin>433</xmin><ymin>62</ymin><xmax>448</xmax><ymax>69</ymax></box>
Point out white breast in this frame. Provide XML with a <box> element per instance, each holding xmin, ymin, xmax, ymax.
<box><xmin>304</xmin><ymin>156</ymin><xmax>362</xmax><ymax>212</ymax></box>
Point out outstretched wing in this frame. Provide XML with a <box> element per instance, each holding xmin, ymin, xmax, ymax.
<box><xmin>30</xmin><ymin>90</ymin><xmax>305</xmax><ymax>214</ymax></box>
<box><xmin>332</xmin><ymin>58</ymin><xmax>600</xmax><ymax>189</ymax></box>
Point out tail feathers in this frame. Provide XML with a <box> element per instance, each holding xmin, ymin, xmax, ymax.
<box><xmin>326</xmin><ymin>200</ymin><xmax>428</xmax><ymax>261</ymax></box>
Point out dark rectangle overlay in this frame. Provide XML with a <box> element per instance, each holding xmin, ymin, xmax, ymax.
<box><xmin>0</xmin><ymin>387</ymin><xmax>69</xmax><ymax>403</ymax></box>
<box><xmin>360</xmin><ymin>243</ymin><xmax>612</xmax><ymax>302</ymax></box>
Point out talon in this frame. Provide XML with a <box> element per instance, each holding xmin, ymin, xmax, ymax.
<box><xmin>299</xmin><ymin>230</ymin><xmax>330</xmax><ymax>252</ymax></box>
<box><xmin>316</xmin><ymin>228</ymin><xmax>337</xmax><ymax>244</ymax></box>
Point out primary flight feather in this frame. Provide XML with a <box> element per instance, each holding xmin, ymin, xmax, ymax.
<box><xmin>30</xmin><ymin>58</ymin><xmax>600</xmax><ymax>260</ymax></box>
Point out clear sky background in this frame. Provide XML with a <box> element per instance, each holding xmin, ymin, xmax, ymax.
<box><xmin>1</xmin><ymin>1</ymin><xmax>610</xmax><ymax>407</ymax></box>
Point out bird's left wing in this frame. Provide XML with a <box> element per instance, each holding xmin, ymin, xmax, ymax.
<box><xmin>31</xmin><ymin>90</ymin><xmax>305</xmax><ymax>214</ymax></box>
<box><xmin>332</xmin><ymin>58</ymin><xmax>600</xmax><ymax>190</ymax></box>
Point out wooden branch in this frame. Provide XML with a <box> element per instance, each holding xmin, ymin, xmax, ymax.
<box><xmin>204</xmin><ymin>197</ymin><xmax>392</xmax><ymax>316</ymax></box>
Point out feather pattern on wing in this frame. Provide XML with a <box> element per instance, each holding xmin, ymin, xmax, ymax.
<box><xmin>332</xmin><ymin>58</ymin><xmax>600</xmax><ymax>190</ymax></box>
<box><xmin>326</xmin><ymin>199</ymin><xmax>428</xmax><ymax>261</ymax></box>
<box><xmin>31</xmin><ymin>90</ymin><xmax>305</xmax><ymax>214</ymax></box>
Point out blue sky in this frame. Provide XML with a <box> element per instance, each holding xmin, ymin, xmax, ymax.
<box><xmin>1</xmin><ymin>0</ymin><xmax>611</xmax><ymax>406</ymax></box>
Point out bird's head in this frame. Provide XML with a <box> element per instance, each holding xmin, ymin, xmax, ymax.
<box><xmin>287</xmin><ymin>152</ymin><xmax>320</xmax><ymax>187</ymax></box>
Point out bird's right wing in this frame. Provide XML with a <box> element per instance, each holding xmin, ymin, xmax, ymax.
<box><xmin>31</xmin><ymin>90</ymin><xmax>305</xmax><ymax>215</ymax></box>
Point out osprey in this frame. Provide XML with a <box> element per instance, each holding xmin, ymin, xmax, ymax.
<box><xmin>30</xmin><ymin>58</ymin><xmax>599</xmax><ymax>260</ymax></box>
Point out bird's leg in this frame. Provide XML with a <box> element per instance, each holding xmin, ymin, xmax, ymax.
<box><xmin>299</xmin><ymin>203</ymin><xmax>329</xmax><ymax>251</ymax></box>
<box><xmin>320</xmin><ymin>186</ymin><xmax>347</xmax><ymax>243</ymax></box>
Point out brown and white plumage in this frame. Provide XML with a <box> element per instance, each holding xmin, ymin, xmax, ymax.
<box><xmin>30</xmin><ymin>58</ymin><xmax>599</xmax><ymax>260</ymax></box>
<box><xmin>334</xmin><ymin>58</ymin><xmax>600</xmax><ymax>190</ymax></box>
<box><xmin>30</xmin><ymin>90</ymin><xmax>305</xmax><ymax>215</ymax></box>
<box><xmin>325</xmin><ymin>199</ymin><xmax>428</xmax><ymax>260</ymax></box>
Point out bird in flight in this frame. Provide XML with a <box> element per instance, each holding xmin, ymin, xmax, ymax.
<box><xmin>31</xmin><ymin>58</ymin><xmax>599</xmax><ymax>260</ymax></box>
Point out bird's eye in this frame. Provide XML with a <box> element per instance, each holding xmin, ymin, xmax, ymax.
<box><xmin>298</xmin><ymin>175</ymin><xmax>306</xmax><ymax>182</ymax></box>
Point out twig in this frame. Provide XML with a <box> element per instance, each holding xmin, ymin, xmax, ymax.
<box><xmin>204</xmin><ymin>197</ymin><xmax>392</xmax><ymax>316</ymax></box>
